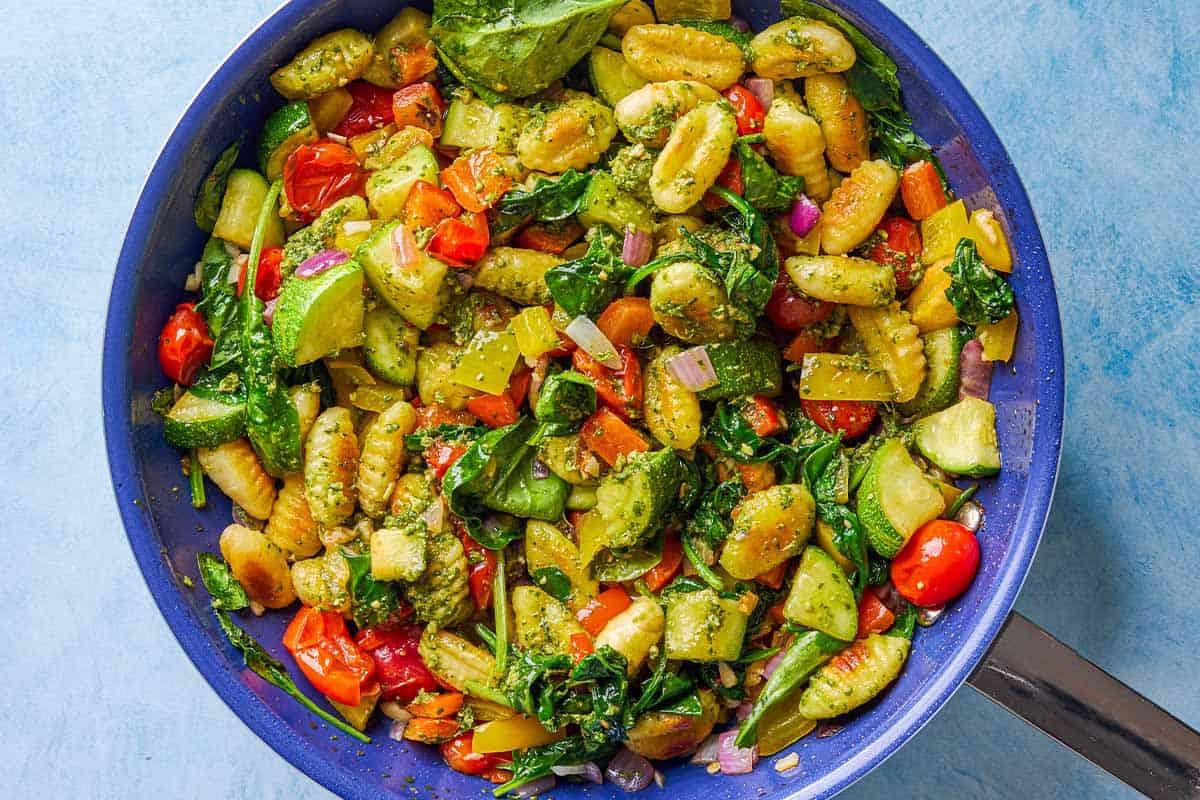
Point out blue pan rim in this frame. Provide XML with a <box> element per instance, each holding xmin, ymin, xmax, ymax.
<box><xmin>102</xmin><ymin>1</ymin><xmax>1065</xmax><ymax>797</ymax></box>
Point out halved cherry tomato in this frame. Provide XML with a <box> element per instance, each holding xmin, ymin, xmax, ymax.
<box><xmin>580</xmin><ymin>407</ymin><xmax>649</xmax><ymax>466</ymax></box>
<box><xmin>404</xmin><ymin>717</ymin><xmax>460</xmax><ymax>743</ymax></box>
<box><xmin>440</xmin><ymin>148</ymin><xmax>514</xmax><ymax>212</ymax></box>
<box><xmin>899</xmin><ymin>160</ymin><xmax>947</xmax><ymax>220</ymax></box>
<box><xmin>483</xmin><ymin>768</ymin><xmax>514</xmax><ymax>785</ymax></box>
<box><xmin>355</xmin><ymin>624</ymin><xmax>438</xmax><ymax>703</ymax></box>
<box><xmin>441</xmin><ymin>732</ymin><xmax>510</xmax><ymax>776</ymax></box>
<box><xmin>740</xmin><ymin>395</ymin><xmax>785</xmax><ymax>437</ymax></box>
<box><xmin>391</xmin><ymin>81</ymin><xmax>445</xmax><ymax>138</ymax></box>
<box><xmin>597</xmin><ymin>297</ymin><xmax>656</xmax><ymax>348</ymax></box>
<box><xmin>404</xmin><ymin>180</ymin><xmax>461</xmax><ymax>230</ymax></box>
<box><xmin>576</xmin><ymin>587</ymin><xmax>632</xmax><ymax>637</ymax></box>
<box><xmin>736</xmin><ymin>461</ymin><xmax>776</xmax><ymax>494</ymax></box>
<box><xmin>460</xmin><ymin>533</ymin><xmax>498</xmax><ymax>609</ymax></box>
<box><xmin>868</xmin><ymin>216</ymin><xmax>923</xmax><ymax>292</ymax></box>
<box><xmin>569</xmin><ymin>632</ymin><xmax>595</xmax><ymax>664</ymax></box>
<box><xmin>644</xmin><ymin>534</ymin><xmax>683</xmax><ymax>593</ymax></box>
<box><xmin>466</xmin><ymin>392</ymin><xmax>519</xmax><ymax>428</ymax></box>
<box><xmin>407</xmin><ymin>692</ymin><xmax>464</xmax><ymax>719</ymax></box>
<box><xmin>283</xmin><ymin>140</ymin><xmax>363</xmax><ymax>218</ymax></box>
<box><xmin>766</xmin><ymin>271</ymin><xmax>835</xmax><ymax>332</ymax></box>
<box><xmin>890</xmin><ymin>519</ymin><xmax>981</xmax><ymax>607</ymax></box>
<box><xmin>158</xmin><ymin>302</ymin><xmax>213</xmax><ymax>386</ymax></box>
<box><xmin>284</xmin><ymin>607</ymin><xmax>376</xmax><ymax>706</ymax></box>
<box><xmin>572</xmin><ymin>345</ymin><xmax>643</xmax><ymax>420</ymax></box>
<box><xmin>428</xmin><ymin>211</ymin><xmax>490</xmax><ymax>266</ymax></box>
<box><xmin>237</xmin><ymin>246</ymin><xmax>284</xmax><ymax>301</ymax></box>
<box><xmin>723</xmin><ymin>85</ymin><xmax>766</xmax><ymax>135</ymax></box>
<box><xmin>801</xmin><ymin>398</ymin><xmax>878</xmax><ymax>438</ymax></box>
<box><xmin>856</xmin><ymin>591</ymin><xmax>895</xmax><ymax>638</ymax></box>
<box><xmin>755</xmin><ymin>562</ymin><xmax>788</xmax><ymax>590</ymax></box>
<box><xmin>703</xmin><ymin>156</ymin><xmax>743</xmax><ymax>210</ymax></box>
<box><xmin>507</xmin><ymin>366</ymin><xmax>532</xmax><ymax>407</ymax></box>
<box><xmin>416</xmin><ymin>403</ymin><xmax>477</xmax><ymax>430</ymax></box>
<box><xmin>425</xmin><ymin>441</ymin><xmax>469</xmax><ymax>480</ymax></box>
<box><xmin>782</xmin><ymin>329</ymin><xmax>833</xmax><ymax>363</ymax></box>
<box><xmin>331</xmin><ymin>81</ymin><xmax>396</xmax><ymax>138</ymax></box>
<box><xmin>516</xmin><ymin>222</ymin><xmax>584</xmax><ymax>254</ymax></box>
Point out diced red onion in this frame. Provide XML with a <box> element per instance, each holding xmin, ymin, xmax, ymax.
<box><xmin>551</xmin><ymin>763</ymin><xmax>603</xmax><ymax>784</ymax></box>
<box><xmin>730</xmin><ymin>15</ymin><xmax>750</xmax><ymax>31</ymax></box>
<box><xmin>690</xmin><ymin>734</ymin><xmax>721</xmax><ymax>765</ymax></box>
<box><xmin>228</xmin><ymin>254</ymin><xmax>247</xmax><ymax>286</ymax></box>
<box><xmin>622</xmin><ymin>227</ymin><xmax>652</xmax><ymax>267</ymax></box>
<box><xmin>510</xmin><ymin>775</ymin><xmax>556</xmax><ymax>797</ymax></box>
<box><xmin>956</xmin><ymin>500</ymin><xmax>983</xmax><ymax>532</ymax></box>
<box><xmin>958</xmin><ymin>339</ymin><xmax>993</xmax><ymax>400</ymax></box>
<box><xmin>744</xmin><ymin>77</ymin><xmax>775</xmax><ymax>112</ymax></box>
<box><xmin>379</xmin><ymin>701</ymin><xmax>412</xmax><ymax>721</ymax></box>
<box><xmin>527</xmin><ymin>355</ymin><xmax>550</xmax><ymax>409</ymax></box>
<box><xmin>295</xmin><ymin>249</ymin><xmax>349</xmax><ymax>279</ymax></box>
<box><xmin>231</xmin><ymin>503</ymin><xmax>264</xmax><ymax>530</ymax></box>
<box><xmin>391</xmin><ymin>224</ymin><xmax>421</xmax><ymax>271</ymax></box>
<box><xmin>761</xmin><ymin>649</ymin><xmax>786</xmax><ymax>681</ymax></box>
<box><xmin>789</xmin><ymin>194</ymin><xmax>821</xmax><ymax>237</ymax></box>
<box><xmin>665</xmin><ymin>346</ymin><xmax>719</xmax><ymax>391</ymax></box>
<box><xmin>263</xmin><ymin>297</ymin><xmax>278</xmax><ymax>327</ymax></box>
<box><xmin>421</xmin><ymin>498</ymin><xmax>445</xmax><ymax>532</ymax></box>
<box><xmin>565</xmin><ymin>315</ymin><xmax>621</xmax><ymax>369</ymax></box>
<box><xmin>388</xmin><ymin>717</ymin><xmax>409</xmax><ymax>741</ymax></box>
<box><xmin>342</xmin><ymin>220</ymin><xmax>373</xmax><ymax>237</ymax></box>
<box><xmin>532</xmin><ymin>458</ymin><xmax>551</xmax><ymax>480</ymax></box>
<box><xmin>815</xmin><ymin>723</ymin><xmax>843</xmax><ymax>739</ymax></box>
<box><xmin>606</xmin><ymin>747</ymin><xmax>655</xmax><ymax>791</ymax></box>
<box><xmin>736</xmin><ymin>701</ymin><xmax>754</xmax><ymax>721</ymax></box>
<box><xmin>917</xmin><ymin>604</ymin><xmax>946</xmax><ymax>627</ymax></box>
<box><xmin>717</xmin><ymin>730</ymin><xmax>758</xmax><ymax>775</ymax></box>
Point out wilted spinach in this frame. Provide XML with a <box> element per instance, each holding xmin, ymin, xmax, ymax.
<box><xmin>494</xmin><ymin>168</ymin><xmax>591</xmax><ymax>226</ymax></box>
<box><xmin>194</xmin><ymin>142</ymin><xmax>239</xmax><ymax>232</ymax></box>
<box><xmin>196</xmin><ymin>553</ymin><xmax>248</xmax><ymax>610</ymax></box>
<box><xmin>495</xmin><ymin>735</ymin><xmax>618</xmax><ymax>797</ymax></box>
<box><xmin>945</xmin><ymin>238</ymin><xmax>1015</xmax><ymax>325</ymax></box>
<box><xmin>532</xmin><ymin>370</ymin><xmax>597</xmax><ymax>441</ymax></box>
<box><xmin>531</xmin><ymin>566</ymin><xmax>572</xmax><ymax>601</ymax></box>
<box><xmin>342</xmin><ymin>550</ymin><xmax>405</xmax><ymax>629</ymax></box>
<box><xmin>710</xmin><ymin>185</ymin><xmax>781</xmax><ymax>320</ymax></box>
<box><xmin>194</xmin><ymin>237</ymin><xmax>242</xmax><ymax>371</ymax></box>
<box><xmin>736</xmin><ymin>140</ymin><xmax>805</xmax><ymax>213</ymax></box>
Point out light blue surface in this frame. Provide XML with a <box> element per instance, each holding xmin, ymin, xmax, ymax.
<box><xmin>1</xmin><ymin>0</ymin><xmax>1197</xmax><ymax>798</ymax></box>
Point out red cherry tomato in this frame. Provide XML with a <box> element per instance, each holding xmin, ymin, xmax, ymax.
<box><xmin>158</xmin><ymin>302</ymin><xmax>214</xmax><ymax>386</ymax></box>
<box><xmin>392</xmin><ymin>82</ymin><xmax>446</xmax><ymax>138</ymax></box>
<box><xmin>457</xmin><ymin>529</ymin><xmax>498</xmax><ymax>609</ymax></box>
<box><xmin>891</xmin><ymin>520</ymin><xmax>981</xmax><ymax>607</ymax></box>
<box><xmin>237</xmin><ymin>246</ymin><xmax>284</xmax><ymax>301</ymax></box>
<box><xmin>354</xmin><ymin>625</ymin><xmax>438</xmax><ymax>703</ymax></box>
<box><xmin>766</xmin><ymin>271</ymin><xmax>835</xmax><ymax>331</ymax></box>
<box><xmin>702</xmin><ymin>156</ymin><xmax>744</xmax><ymax>210</ymax></box>
<box><xmin>723</xmin><ymin>85</ymin><xmax>766</xmax><ymax>135</ymax></box>
<box><xmin>572</xmin><ymin>345</ymin><xmax>643</xmax><ymax>421</ymax></box>
<box><xmin>856</xmin><ymin>590</ymin><xmax>895</xmax><ymax>638</ymax></box>
<box><xmin>428</xmin><ymin>211</ymin><xmax>490</xmax><ymax>266</ymax></box>
<box><xmin>441</xmin><ymin>733</ymin><xmax>510</xmax><ymax>776</ymax></box>
<box><xmin>801</xmin><ymin>398</ymin><xmax>878</xmax><ymax>438</ymax></box>
<box><xmin>283</xmin><ymin>140</ymin><xmax>363</xmax><ymax>218</ymax></box>
<box><xmin>331</xmin><ymin>81</ymin><xmax>396</xmax><ymax>138</ymax></box>
<box><xmin>867</xmin><ymin>216</ymin><xmax>923</xmax><ymax>292</ymax></box>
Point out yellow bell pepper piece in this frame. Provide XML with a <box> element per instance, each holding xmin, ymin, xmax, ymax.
<box><xmin>967</xmin><ymin>208</ymin><xmax>1013</xmax><ymax>273</ymax></box>
<box><xmin>451</xmin><ymin>329</ymin><xmax>520</xmax><ymax>395</ymax></box>
<box><xmin>797</xmin><ymin>353</ymin><xmax>895</xmax><ymax>401</ymax></box>
<box><xmin>906</xmin><ymin>258</ymin><xmax>959</xmax><ymax>333</ymax></box>
<box><xmin>510</xmin><ymin>306</ymin><xmax>561</xmax><ymax>359</ymax></box>
<box><xmin>920</xmin><ymin>200</ymin><xmax>968</xmax><ymax>264</ymax></box>
<box><xmin>977</xmin><ymin>310</ymin><xmax>1019</xmax><ymax>362</ymax></box>
<box><xmin>525</xmin><ymin>520</ymin><xmax>598</xmax><ymax>611</ymax></box>
<box><xmin>472</xmin><ymin>715</ymin><xmax>565</xmax><ymax>753</ymax></box>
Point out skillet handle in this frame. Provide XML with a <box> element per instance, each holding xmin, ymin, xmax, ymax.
<box><xmin>967</xmin><ymin>612</ymin><xmax>1200</xmax><ymax>799</ymax></box>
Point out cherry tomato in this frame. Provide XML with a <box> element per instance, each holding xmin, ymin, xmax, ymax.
<box><xmin>891</xmin><ymin>520</ymin><xmax>981</xmax><ymax>607</ymax></box>
<box><xmin>354</xmin><ymin>625</ymin><xmax>438</xmax><ymax>703</ymax></box>
<box><xmin>723</xmin><ymin>85</ymin><xmax>766</xmax><ymax>135</ymax></box>
<box><xmin>459</xmin><ymin>531</ymin><xmax>498</xmax><ymax>609</ymax></box>
<box><xmin>740</xmin><ymin>395</ymin><xmax>785</xmax><ymax>437</ymax></box>
<box><xmin>237</xmin><ymin>246</ymin><xmax>284</xmax><ymax>301</ymax></box>
<box><xmin>856</xmin><ymin>590</ymin><xmax>895</xmax><ymax>638</ymax></box>
<box><xmin>576</xmin><ymin>587</ymin><xmax>632</xmax><ymax>637</ymax></box>
<box><xmin>572</xmin><ymin>345</ymin><xmax>643</xmax><ymax>420</ymax></box>
<box><xmin>283</xmin><ymin>140</ymin><xmax>363</xmax><ymax>219</ymax></box>
<box><xmin>868</xmin><ymin>216</ymin><xmax>923</xmax><ymax>292</ymax></box>
<box><xmin>331</xmin><ymin>81</ymin><xmax>396</xmax><ymax>138</ymax></box>
<box><xmin>441</xmin><ymin>733</ymin><xmax>510</xmax><ymax>776</ymax></box>
<box><xmin>415</xmin><ymin>403</ymin><xmax>478</xmax><ymax>430</ymax></box>
<box><xmin>392</xmin><ymin>82</ymin><xmax>446</xmax><ymax>138</ymax></box>
<box><xmin>285</xmin><ymin>608</ymin><xmax>376</xmax><ymax>706</ymax></box>
<box><xmin>158</xmin><ymin>302</ymin><xmax>213</xmax><ymax>386</ymax></box>
<box><xmin>702</xmin><ymin>156</ymin><xmax>743</xmax><ymax>210</ymax></box>
<box><xmin>425</xmin><ymin>441</ymin><xmax>469</xmax><ymax>480</ymax></box>
<box><xmin>766</xmin><ymin>271</ymin><xmax>835</xmax><ymax>331</ymax></box>
<box><xmin>801</xmin><ymin>398</ymin><xmax>878</xmax><ymax>438</ymax></box>
<box><xmin>428</xmin><ymin>211</ymin><xmax>490</xmax><ymax>266</ymax></box>
<box><xmin>404</xmin><ymin>180</ymin><xmax>461</xmax><ymax>230</ymax></box>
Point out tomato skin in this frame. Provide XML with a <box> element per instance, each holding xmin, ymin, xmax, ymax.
<box><xmin>415</xmin><ymin>403</ymin><xmax>477</xmax><ymax>431</ymax></box>
<box><xmin>331</xmin><ymin>81</ymin><xmax>396</xmax><ymax>138</ymax></box>
<box><xmin>740</xmin><ymin>395</ymin><xmax>784</xmax><ymax>437</ymax></box>
<box><xmin>440</xmin><ymin>148</ymin><xmax>515</xmax><ymax>213</ymax></box>
<box><xmin>702</xmin><ymin>156</ymin><xmax>743</xmax><ymax>210</ymax></box>
<box><xmin>283</xmin><ymin>140</ymin><xmax>363</xmax><ymax>218</ymax></box>
<box><xmin>868</xmin><ymin>216</ymin><xmax>923</xmax><ymax>291</ymax></box>
<box><xmin>354</xmin><ymin>625</ymin><xmax>438</xmax><ymax>703</ymax></box>
<box><xmin>237</xmin><ymin>246</ymin><xmax>284</xmax><ymax>301</ymax></box>
<box><xmin>576</xmin><ymin>587</ymin><xmax>632</xmax><ymax>637</ymax></box>
<box><xmin>460</xmin><ymin>533</ymin><xmax>497</xmax><ymax>609</ymax></box>
<box><xmin>801</xmin><ymin>398</ymin><xmax>878</xmax><ymax>438</ymax></box>
<box><xmin>428</xmin><ymin>211</ymin><xmax>490</xmax><ymax>266</ymax></box>
<box><xmin>158</xmin><ymin>302</ymin><xmax>214</xmax><ymax>386</ymax></box>
<box><xmin>766</xmin><ymin>271</ymin><xmax>835</xmax><ymax>332</ymax></box>
<box><xmin>572</xmin><ymin>345</ymin><xmax>643</xmax><ymax>420</ymax></box>
<box><xmin>404</xmin><ymin>180</ymin><xmax>461</xmax><ymax>230</ymax></box>
<box><xmin>782</xmin><ymin>329</ymin><xmax>832</xmax><ymax>363</ymax></box>
<box><xmin>284</xmin><ymin>608</ymin><xmax>376</xmax><ymax>706</ymax></box>
<box><xmin>891</xmin><ymin>520</ymin><xmax>981</xmax><ymax>607</ymax></box>
<box><xmin>723</xmin><ymin>85</ymin><xmax>766</xmax><ymax>135</ymax></box>
<box><xmin>425</xmin><ymin>441</ymin><xmax>468</xmax><ymax>480</ymax></box>
<box><xmin>392</xmin><ymin>82</ymin><xmax>446</xmax><ymax>138</ymax></box>
<box><xmin>643</xmin><ymin>534</ymin><xmax>683</xmax><ymax>592</ymax></box>
<box><xmin>441</xmin><ymin>733</ymin><xmax>510</xmax><ymax>776</ymax></box>
<box><xmin>856</xmin><ymin>591</ymin><xmax>895</xmax><ymax>638</ymax></box>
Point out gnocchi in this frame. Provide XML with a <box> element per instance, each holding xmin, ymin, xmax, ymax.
<box><xmin>805</xmin><ymin>73</ymin><xmax>871</xmax><ymax>172</ymax></box>
<box><xmin>650</xmin><ymin>102</ymin><xmax>737</xmax><ymax>213</ymax></box>
<box><xmin>763</xmin><ymin>97</ymin><xmax>832</xmax><ymax>201</ymax></box>
<box><xmin>644</xmin><ymin>346</ymin><xmax>703</xmax><ymax>449</ymax></box>
<box><xmin>820</xmin><ymin>158</ymin><xmax>900</xmax><ymax>254</ymax></box>
<box><xmin>517</xmin><ymin>96</ymin><xmax>617</xmax><ymax>173</ymax></box>
<box><xmin>269</xmin><ymin>29</ymin><xmax>373</xmax><ymax>100</ymax></box>
<box><xmin>622</xmin><ymin>24</ymin><xmax>746</xmax><ymax>90</ymax></box>
<box><xmin>720</xmin><ymin>483</ymin><xmax>816</xmax><ymax>579</ymax></box>
<box><xmin>785</xmin><ymin>254</ymin><xmax>896</xmax><ymax>306</ymax></box>
<box><xmin>197</xmin><ymin>439</ymin><xmax>276</xmax><ymax>520</ymax></box>
<box><xmin>355</xmin><ymin>400</ymin><xmax>417</xmax><ymax>518</ymax></box>
<box><xmin>750</xmin><ymin>17</ymin><xmax>856</xmax><ymax>79</ymax></box>
<box><xmin>303</xmin><ymin>407</ymin><xmax>359</xmax><ymax>527</ymax></box>
<box><xmin>264</xmin><ymin>474</ymin><xmax>321</xmax><ymax>558</ymax></box>
<box><xmin>219</xmin><ymin>523</ymin><xmax>296</xmax><ymax>608</ymax></box>
<box><xmin>614</xmin><ymin>80</ymin><xmax>721</xmax><ymax>148</ymax></box>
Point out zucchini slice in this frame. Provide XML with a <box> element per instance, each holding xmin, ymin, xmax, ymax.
<box><xmin>899</xmin><ymin>325</ymin><xmax>969</xmax><ymax>416</ymax></box>
<box><xmin>362</xmin><ymin>306</ymin><xmax>420</xmax><ymax>386</ymax></box>
<box><xmin>257</xmin><ymin>101</ymin><xmax>318</xmax><ymax>180</ymax></box>
<box><xmin>697</xmin><ymin>339</ymin><xmax>783</xmax><ymax>400</ymax></box>
<box><xmin>163</xmin><ymin>390</ymin><xmax>246</xmax><ymax>448</ymax></box>
<box><xmin>914</xmin><ymin>397</ymin><xmax>1002</xmax><ymax>477</ymax></box>
<box><xmin>577</xmin><ymin>170</ymin><xmax>655</xmax><ymax>233</ymax></box>
<box><xmin>857</xmin><ymin>439</ymin><xmax>946</xmax><ymax>557</ymax></box>
<box><xmin>213</xmin><ymin>169</ymin><xmax>284</xmax><ymax>250</ymax></box>
<box><xmin>272</xmin><ymin>260</ymin><xmax>365</xmax><ymax>366</ymax></box>
<box><xmin>588</xmin><ymin>47</ymin><xmax>648</xmax><ymax>106</ymax></box>
<box><xmin>664</xmin><ymin>588</ymin><xmax>748</xmax><ymax>662</ymax></box>
<box><xmin>355</xmin><ymin>221</ymin><xmax>449</xmax><ymax>329</ymax></box>
<box><xmin>783</xmin><ymin>546</ymin><xmax>857</xmax><ymax>641</ymax></box>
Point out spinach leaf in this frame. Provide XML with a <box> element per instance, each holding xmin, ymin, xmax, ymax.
<box><xmin>404</xmin><ymin>422</ymin><xmax>487</xmax><ymax>453</ymax></box>
<box><xmin>820</xmin><ymin>503</ymin><xmax>870</xmax><ymax>594</ymax></box>
<box><xmin>194</xmin><ymin>237</ymin><xmax>242</xmax><ymax>371</ymax></box>
<box><xmin>544</xmin><ymin>226</ymin><xmax>627</xmax><ymax>317</ymax></box>
<box><xmin>681</xmin><ymin>535</ymin><xmax>725</xmax><ymax>592</ymax></box>
<box><xmin>196</xmin><ymin>552</ymin><xmax>248</xmax><ymax>610</ymax></box>
<box><xmin>591</xmin><ymin>536</ymin><xmax>664</xmax><ymax>582</ymax></box>
<box><xmin>889</xmin><ymin>602</ymin><xmax>918</xmax><ymax>639</ymax></box>
<box><xmin>655</xmin><ymin>690</ymin><xmax>704</xmax><ymax>716</ymax></box>
<box><xmin>710</xmin><ymin>185</ymin><xmax>780</xmax><ymax>320</ymax></box>
<box><xmin>194</xmin><ymin>142</ymin><xmax>239</xmax><ymax>232</ymax></box>
<box><xmin>686</xmin><ymin>470</ymin><xmax>745</xmax><ymax>547</ymax></box>
<box><xmin>494</xmin><ymin>169</ymin><xmax>591</xmax><ymax>225</ymax></box>
<box><xmin>945</xmin><ymin>238</ymin><xmax>1015</xmax><ymax>325</ymax></box>
<box><xmin>431</xmin><ymin>0</ymin><xmax>626</xmax><ymax>101</ymax></box>
<box><xmin>212</xmin><ymin>609</ymin><xmax>369</xmax><ymax>742</ymax></box>
<box><xmin>659</xmin><ymin>575</ymin><xmax>710</xmax><ymax>596</ymax></box>
<box><xmin>484</xmin><ymin>447</ymin><xmax>571</xmax><ymax>520</ymax></box>
<box><xmin>535</xmin><ymin>371</ymin><xmax>597</xmax><ymax>426</ymax></box>
<box><xmin>189</xmin><ymin>448</ymin><xmax>207</xmax><ymax>509</ymax></box>
<box><xmin>495</xmin><ymin>735</ymin><xmax>617</xmax><ymax>797</ymax></box>
<box><xmin>240</xmin><ymin>180</ymin><xmax>302</xmax><ymax>475</ymax></box>
<box><xmin>735</xmin><ymin>140</ymin><xmax>805</xmax><ymax>213</ymax></box>
<box><xmin>532</xmin><ymin>566</ymin><xmax>572</xmax><ymax>601</ymax></box>
<box><xmin>632</xmin><ymin>656</ymin><xmax>697</xmax><ymax>716</ymax></box>
<box><xmin>342</xmin><ymin>550</ymin><xmax>406</xmax><ymax>630</ymax></box>
<box><xmin>706</xmin><ymin>400</ymin><xmax>802</xmax><ymax>476</ymax></box>
<box><xmin>675</xmin><ymin>19</ymin><xmax>754</xmax><ymax>60</ymax></box>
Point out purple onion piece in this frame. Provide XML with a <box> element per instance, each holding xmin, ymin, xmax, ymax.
<box><xmin>730</xmin><ymin>14</ymin><xmax>750</xmax><ymax>31</ymax></box>
<box><xmin>295</xmin><ymin>248</ymin><xmax>349</xmax><ymax>279</ymax></box>
<box><xmin>606</xmin><ymin>747</ymin><xmax>655</xmax><ymax>791</ymax></box>
<box><xmin>531</xmin><ymin>458</ymin><xmax>551</xmax><ymax>480</ymax></box>
<box><xmin>231</xmin><ymin>503</ymin><xmax>264</xmax><ymax>530</ymax></box>
<box><xmin>456</xmin><ymin>270</ymin><xmax>475</xmax><ymax>290</ymax></box>
<box><xmin>510</xmin><ymin>775</ymin><xmax>556</xmax><ymax>798</ymax></box>
<box><xmin>622</xmin><ymin>227</ymin><xmax>652</xmax><ymax>267</ymax></box>
<box><xmin>789</xmin><ymin>194</ymin><xmax>821</xmax><ymax>237</ymax></box>
<box><xmin>551</xmin><ymin>763</ymin><xmax>603</xmax><ymax>784</ymax></box>
<box><xmin>958</xmin><ymin>339</ymin><xmax>994</xmax><ymax>400</ymax></box>
<box><xmin>744</xmin><ymin>77</ymin><xmax>775</xmax><ymax>112</ymax></box>
<box><xmin>263</xmin><ymin>297</ymin><xmax>278</xmax><ymax>327</ymax></box>
<box><xmin>716</xmin><ymin>729</ymin><xmax>758</xmax><ymax>775</ymax></box>
<box><xmin>761</xmin><ymin>649</ymin><xmax>786</xmax><ymax>681</ymax></box>
<box><xmin>816</xmin><ymin>723</ymin><xmax>843</xmax><ymax>739</ymax></box>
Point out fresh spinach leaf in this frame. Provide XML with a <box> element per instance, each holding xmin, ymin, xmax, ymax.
<box><xmin>431</xmin><ymin>0</ymin><xmax>626</xmax><ymax>101</ymax></box>
<box><xmin>194</xmin><ymin>142</ymin><xmax>239</xmax><ymax>233</ymax></box>
<box><xmin>342</xmin><ymin>549</ymin><xmax>406</xmax><ymax>630</ymax></box>
<box><xmin>945</xmin><ymin>238</ymin><xmax>1015</xmax><ymax>325</ymax></box>
<box><xmin>591</xmin><ymin>537</ymin><xmax>664</xmax><ymax>583</ymax></box>
<box><xmin>194</xmin><ymin>237</ymin><xmax>242</xmax><ymax>371</ymax></box>
<box><xmin>494</xmin><ymin>735</ymin><xmax>617</xmax><ymax>797</ymax></box>
<box><xmin>534</xmin><ymin>371</ymin><xmax>597</xmax><ymax>428</ymax></box>
<box><xmin>660</xmin><ymin>575</ymin><xmax>710</xmax><ymax>596</ymax></box>
<box><xmin>889</xmin><ymin>601</ymin><xmax>918</xmax><ymax>639</ymax></box>
<box><xmin>196</xmin><ymin>552</ymin><xmax>248</xmax><ymax>610</ymax></box>
<box><xmin>544</xmin><ymin>226</ymin><xmax>627</xmax><ymax>317</ymax></box>
<box><xmin>632</xmin><ymin>656</ymin><xmax>697</xmax><ymax>716</ymax></box>
<box><xmin>495</xmin><ymin>168</ymin><xmax>591</xmax><ymax>224</ymax></box>
<box><xmin>655</xmin><ymin>691</ymin><xmax>704</xmax><ymax>717</ymax></box>
<box><xmin>821</xmin><ymin>503</ymin><xmax>871</xmax><ymax>594</ymax></box>
<box><xmin>735</xmin><ymin>140</ymin><xmax>805</xmax><ymax>213</ymax></box>
<box><xmin>532</xmin><ymin>566</ymin><xmax>572</xmax><ymax>601</ymax></box>
<box><xmin>710</xmin><ymin>185</ymin><xmax>780</xmax><ymax>320</ymax></box>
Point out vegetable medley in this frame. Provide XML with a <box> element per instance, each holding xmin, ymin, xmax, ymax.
<box><xmin>162</xmin><ymin>0</ymin><xmax>1019</xmax><ymax>792</ymax></box>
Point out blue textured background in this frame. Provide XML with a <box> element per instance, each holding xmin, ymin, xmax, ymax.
<box><xmin>2</xmin><ymin>0</ymin><xmax>1197</xmax><ymax>798</ymax></box>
